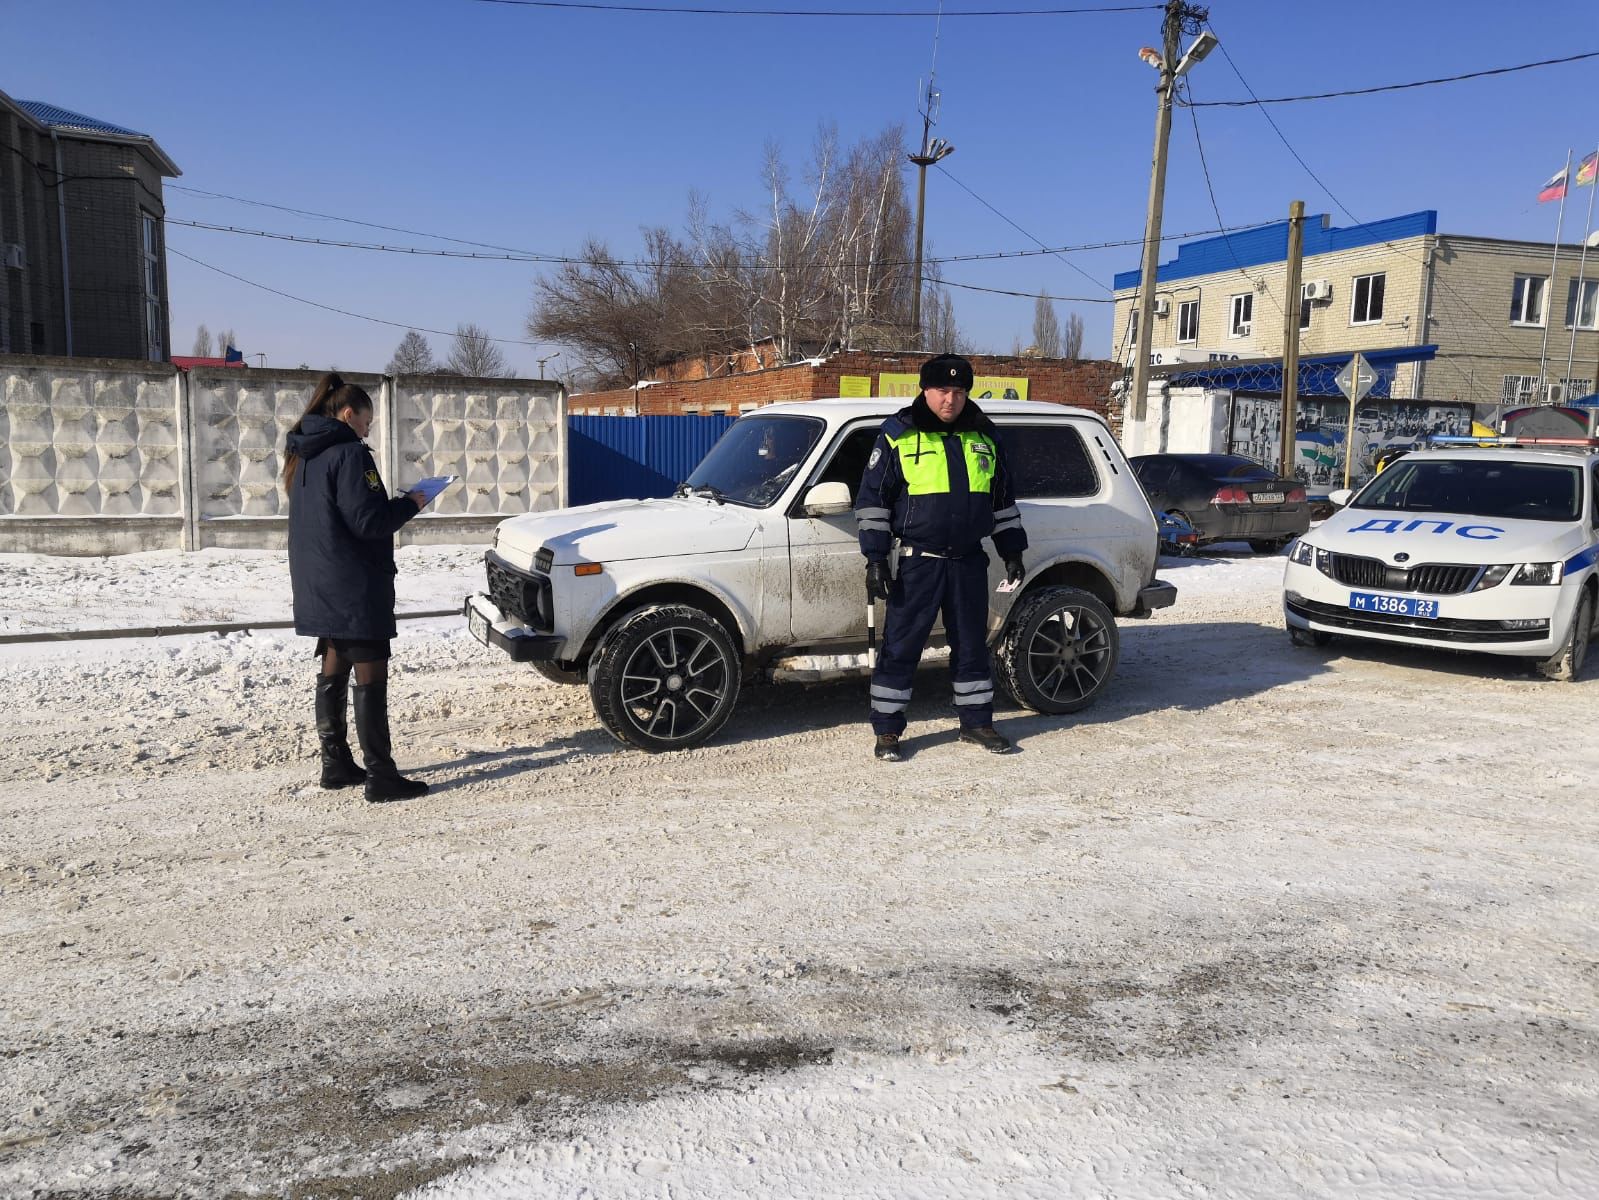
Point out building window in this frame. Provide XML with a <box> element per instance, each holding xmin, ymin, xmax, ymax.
<box><xmin>1500</xmin><ymin>374</ymin><xmax>1541</xmax><ymax>405</ymax></box>
<box><xmin>1127</xmin><ymin>308</ymin><xmax>1140</xmax><ymax>347</ymax></box>
<box><xmin>141</xmin><ymin>212</ymin><xmax>163</xmax><ymax>361</ymax></box>
<box><xmin>1176</xmin><ymin>299</ymin><xmax>1199</xmax><ymax>343</ymax></box>
<box><xmin>1567</xmin><ymin>278</ymin><xmax>1599</xmax><ymax>331</ymax></box>
<box><xmin>1229</xmin><ymin>292</ymin><xmax>1252</xmax><ymax>338</ymax></box>
<box><xmin>1510</xmin><ymin>274</ymin><xmax>1547</xmax><ymax>327</ymax></box>
<box><xmin>1350</xmin><ymin>273</ymin><xmax>1385</xmax><ymax>325</ymax></box>
<box><xmin>1299</xmin><ymin>283</ymin><xmax>1313</xmax><ymax>330</ymax></box>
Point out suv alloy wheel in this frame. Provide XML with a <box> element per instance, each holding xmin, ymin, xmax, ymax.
<box><xmin>995</xmin><ymin>586</ymin><xmax>1120</xmax><ymax>715</ymax></box>
<box><xmin>589</xmin><ymin>604</ymin><xmax>742</xmax><ymax>751</ymax></box>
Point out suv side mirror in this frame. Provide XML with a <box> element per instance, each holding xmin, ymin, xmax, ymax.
<box><xmin>801</xmin><ymin>481</ymin><xmax>853</xmax><ymax>517</ymax></box>
<box><xmin>1327</xmin><ymin>488</ymin><xmax>1353</xmax><ymax>508</ymax></box>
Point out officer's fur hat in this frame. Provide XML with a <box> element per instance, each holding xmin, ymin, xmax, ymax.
<box><xmin>919</xmin><ymin>354</ymin><xmax>974</xmax><ymax>392</ymax></box>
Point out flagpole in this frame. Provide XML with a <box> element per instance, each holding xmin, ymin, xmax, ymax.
<box><xmin>1538</xmin><ymin>148</ymin><xmax>1572</xmax><ymax>397</ymax></box>
<box><xmin>1564</xmin><ymin>145</ymin><xmax>1598</xmax><ymax>391</ymax></box>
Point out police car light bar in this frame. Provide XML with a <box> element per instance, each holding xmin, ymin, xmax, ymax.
<box><xmin>1426</xmin><ymin>435</ymin><xmax>1599</xmax><ymax>447</ymax></box>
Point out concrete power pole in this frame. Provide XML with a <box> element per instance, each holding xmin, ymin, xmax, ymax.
<box><xmin>1128</xmin><ymin>1</ymin><xmax>1211</xmax><ymax>425</ymax></box>
<box><xmin>1279</xmin><ymin>199</ymin><xmax>1306</xmax><ymax>478</ymax></box>
<box><xmin>907</xmin><ymin>84</ymin><xmax>954</xmax><ymax>351</ymax></box>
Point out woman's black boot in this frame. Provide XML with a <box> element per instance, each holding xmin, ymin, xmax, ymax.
<box><xmin>351</xmin><ymin>680</ymin><xmax>429</xmax><ymax>803</ymax></box>
<box><xmin>315</xmin><ymin>673</ymin><xmax>367</xmax><ymax>788</ymax></box>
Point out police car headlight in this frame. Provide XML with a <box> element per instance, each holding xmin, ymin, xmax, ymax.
<box><xmin>1510</xmin><ymin>562</ymin><xmax>1563</xmax><ymax>587</ymax></box>
<box><xmin>1472</xmin><ymin>564</ymin><xmax>1513</xmax><ymax>591</ymax></box>
<box><xmin>1288</xmin><ymin>539</ymin><xmax>1315</xmax><ymax>566</ymax></box>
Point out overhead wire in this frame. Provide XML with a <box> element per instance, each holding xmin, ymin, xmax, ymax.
<box><xmin>933</xmin><ymin>164</ymin><xmax>1114</xmax><ymax>292</ymax></box>
<box><xmin>937</xmin><ymin>279</ymin><xmax>1115</xmax><ymax>302</ymax></box>
<box><xmin>1185</xmin><ymin>48</ymin><xmax>1599</xmax><ymax>108</ymax></box>
<box><xmin>167</xmin><ymin>246</ymin><xmax>546</xmax><ymax>348</ymax></box>
<box><xmin>466</xmin><ymin>0</ymin><xmax>1160</xmax><ymax>15</ymax></box>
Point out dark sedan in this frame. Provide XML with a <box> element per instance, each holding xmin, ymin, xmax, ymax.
<box><xmin>1131</xmin><ymin>453</ymin><xmax>1310</xmax><ymax>553</ymax></box>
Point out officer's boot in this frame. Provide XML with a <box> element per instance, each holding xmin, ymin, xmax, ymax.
<box><xmin>351</xmin><ymin>680</ymin><xmax>429</xmax><ymax>803</ymax></box>
<box><xmin>315</xmin><ymin>673</ymin><xmax>366</xmax><ymax>789</ymax></box>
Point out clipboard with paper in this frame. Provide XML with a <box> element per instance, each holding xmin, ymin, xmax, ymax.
<box><xmin>404</xmin><ymin>475</ymin><xmax>458</xmax><ymax>504</ymax></box>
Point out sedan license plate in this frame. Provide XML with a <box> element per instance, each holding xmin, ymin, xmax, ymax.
<box><xmin>1252</xmin><ymin>491</ymin><xmax>1285</xmax><ymax>504</ymax></box>
<box><xmin>468</xmin><ymin>603</ymin><xmax>491</xmax><ymax>645</ymax></box>
<box><xmin>1349</xmin><ymin>591</ymin><xmax>1438</xmax><ymax>619</ymax></box>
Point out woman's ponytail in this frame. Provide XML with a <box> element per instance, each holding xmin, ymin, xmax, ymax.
<box><xmin>281</xmin><ymin>372</ymin><xmax>367</xmax><ymax>490</ymax></box>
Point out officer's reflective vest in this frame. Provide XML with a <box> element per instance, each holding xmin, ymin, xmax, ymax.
<box><xmin>890</xmin><ymin>428</ymin><xmax>997</xmax><ymax>496</ymax></box>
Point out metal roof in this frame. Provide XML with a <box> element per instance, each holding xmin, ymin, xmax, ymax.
<box><xmin>15</xmin><ymin>100</ymin><xmax>148</xmax><ymax>139</ymax></box>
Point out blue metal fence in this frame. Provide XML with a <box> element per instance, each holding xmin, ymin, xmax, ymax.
<box><xmin>567</xmin><ymin>414</ymin><xmax>737</xmax><ymax>506</ymax></box>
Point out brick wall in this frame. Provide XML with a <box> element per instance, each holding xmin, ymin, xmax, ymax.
<box><xmin>569</xmin><ymin>351</ymin><xmax>1121</xmax><ymax>424</ymax></box>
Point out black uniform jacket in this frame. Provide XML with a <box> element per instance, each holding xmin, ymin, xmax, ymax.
<box><xmin>286</xmin><ymin>414</ymin><xmax>420</xmax><ymax>641</ymax></box>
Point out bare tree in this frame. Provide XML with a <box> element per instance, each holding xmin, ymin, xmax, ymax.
<box><xmin>216</xmin><ymin>328</ymin><xmax>238</xmax><ymax>357</ymax></box>
<box><xmin>387</xmin><ymin>330</ymin><xmax>436</xmax><ymax>375</ymax></box>
<box><xmin>1031</xmin><ymin>293</ymin><xmax>1062</xmax><ymax>358</ymax></box>
<box><xmin>445</xmin><ymin>323</ymin><xmax>510</xmax><ymax>377</ymax></box>
<box><xmin>1063</xmin><ymin>312</ymin><xmax>1085</xmax><ymax>361</ymax></box>
<box><xmin>921</xmin><ymin>285</ymin><xmax>964</xmax><ymax>356</ymax></box>
<box><xmin>191</xmin><ymin>324</ymin><xmax>212</xmax><ymax>357</ymax></box>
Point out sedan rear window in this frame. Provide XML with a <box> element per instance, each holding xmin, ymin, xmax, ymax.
<box><xmin>1355</xmin><ymin>459</ymin><xmax>1582</xmax><ymax>522</ymax></box>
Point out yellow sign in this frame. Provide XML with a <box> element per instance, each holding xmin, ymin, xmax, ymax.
<box><xmin>878</xmin><ymin>373</ymin><xmax>1029</xmax><ymax>401</ymax></box>
<box><xmin>838</xmin><ymin>374</ymin><xmax>872</xmax><ymax>397</ymax></box>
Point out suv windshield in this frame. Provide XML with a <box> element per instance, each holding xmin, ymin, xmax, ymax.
<box><xmin>683</xmin><ymin>415</ymin><xmax>824</xmax><ymax>508</ymax></box>
<box><xmin>1354</xmin><ymin>457</ymin><xmax>1582</xmax><ymax>522</ymax></box>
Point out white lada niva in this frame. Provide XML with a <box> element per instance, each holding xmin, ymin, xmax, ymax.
<box><xmin>466</xmin><ymin>398</ymin><xmax>1176</xmax><ymax>750</ymax></box>
<box><xmin>1283</xmin><ymin>439</ymin><xmax>1599</xmax><ymax>680</ymax></box>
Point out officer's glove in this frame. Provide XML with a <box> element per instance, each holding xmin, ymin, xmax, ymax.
<box><xmin>1003</xmin><ymin>556</ymin><xmax>1025</xmax><ymax>586</ymax></box>
<box><xmin>865</xmin><ymin>558</ymin><xmax>893</xmax><ymax>602</ymax></box>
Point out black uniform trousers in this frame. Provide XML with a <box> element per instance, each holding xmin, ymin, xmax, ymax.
<box><xmin>869</xmin><ymin>550</ymin><xmax>995</xmax><ymax>736</ymax></box>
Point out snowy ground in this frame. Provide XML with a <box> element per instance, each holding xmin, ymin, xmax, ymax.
<box><xmin>1</xmin><ymin>545</ymin><xmax>1595</xmax><ymax>1198</ymax></box>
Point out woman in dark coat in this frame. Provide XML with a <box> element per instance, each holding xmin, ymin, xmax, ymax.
<box><xmin>283</xmin><ymin>373</ymin><xmax>431</xmax><ymax>802</ymax></box>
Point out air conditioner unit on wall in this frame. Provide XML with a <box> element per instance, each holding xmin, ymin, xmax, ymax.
<box><xmin>2</xmin><ymin>244</ymin><xmax>24</xmax><ymax>270</ymax></box>
<box><xmin>1303</xmin><ymin>279</ymin><xmax>1332</xmax><ymax>301</ymax></box>
<box><xmin>1545</xmin><ymin>383</ymin><xmax>1568</xmax><ymax>404</ymax></box>
<box><xmin>1153</xmin><ymin>296</ymin><xmax>1171</xmax><ymax>317</ymax></box>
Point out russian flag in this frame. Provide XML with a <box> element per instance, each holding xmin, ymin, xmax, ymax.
<box><xmin>1539</xmin><ymin>164</ymin><xmax>1569</xmax><ymax>203</ymax></box>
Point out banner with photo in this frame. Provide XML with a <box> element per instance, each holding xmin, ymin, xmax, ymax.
<box><xmin>1229</xmin><ymin>393</ymin><xmax>1473</xmax><ymax>495</ymax></box>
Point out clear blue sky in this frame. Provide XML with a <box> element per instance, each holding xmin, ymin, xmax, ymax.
<box><xmin>6</xmin><ymin>0</ymin><xmax>1597</xmax><ymax>377</ymax></box>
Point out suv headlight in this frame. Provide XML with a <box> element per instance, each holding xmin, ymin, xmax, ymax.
<box><xmin>1288</xmin><ymin>539</ymin><xmax>1315</xmax><ymax>566</ymax></box>
<box><xmin>1510</xmin><ymin>561</ymin><xmax>1563</xmax><ymax>587</ymax></box>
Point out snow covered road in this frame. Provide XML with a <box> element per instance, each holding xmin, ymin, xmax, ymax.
<box><xmin>0</xmin><ymin>548</ymin><xmax>1595</xmax><ymax>1198</ymax></box>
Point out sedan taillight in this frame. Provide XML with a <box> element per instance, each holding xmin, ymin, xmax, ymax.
<box><xmin>1213</xmin><ymin>485</ymin><xmax>1250</xmax><ymax>504</ymax></box>
<box><xmin>1286</xmin><ymin>486</ymin><xmax>1306</xmax><ymax>503</ymax></box>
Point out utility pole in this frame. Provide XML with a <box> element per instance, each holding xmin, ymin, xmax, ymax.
<box><xmin>1128</xmin><ymin>1</ymin><xmax>1212</xmax><ymax>425</ymax></box>
<box><xmin>907</xmin><ymin>82</ymin><xmax>954</xmax><ymax>350</ymax></box>
<box><xmin>1279</xmin><ymin>199</ymin><xmax>1306</xmax><ymax>478</ymax></box>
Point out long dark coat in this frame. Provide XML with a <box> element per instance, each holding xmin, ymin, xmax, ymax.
<box><xmin>286</xmin><ymin>414</ymin><xmax>420</xmax><ymax>641</ymax></box>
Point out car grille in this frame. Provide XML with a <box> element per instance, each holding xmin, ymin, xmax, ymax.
<box><xmin>1326</xmin><ymin>552</ymin><xmax>1481</xmax><ymax>596</ymax></box>
<box><xmin>485</xmin><ymin>553</ymin><xmax>553</xmax><ymax>629</ymax></box>
<box><xmin>1286</xmin><ymin>596</ymin><xmax>1545</xmax><ymax>643</ymax></box>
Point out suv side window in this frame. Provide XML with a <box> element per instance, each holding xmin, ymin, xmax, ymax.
<box><xmin>996</xmin><ymin>423</ymin><xmax>1100</xmax><ymax>498</ymax></box>
<box><xmin>1591</xmin><ymin>466</ymin><xmax>1599</xmax><ymax>526</ymax></box>
<box><xmin>812</xmin><ymin>424</ymin><xmax>883</xmax><ymax>503</ymax></box>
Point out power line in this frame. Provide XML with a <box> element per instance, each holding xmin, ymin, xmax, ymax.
<box><xmin>1208</xmin><ymin>27</ymin><xmax>1544</xmax><ymax>375</ymax></box>
<box><xmin>934</xmin><ymin>164</ymin><xmax>1114</xmax><ymax>292</ymax></box>
<box><xmin>938</xmin><ymin>279</ymin><xmax>1115</xmax><ymax>302</ymax></box>
<box><xmin>168</xmin><ymin>213</ymin><xmax>1286</xmax><ymax>270</ymax></box>
<box><xmin>169</xmin><ymin>184</ymin><xmax>556</xmax><ymax>257</ymax></box>
<box><xmin>1183</xmin><ymin>78</ymin><xmax>1282</xmax><ymax>316</ymax></box>
<box><xmin>1185</xmin><ymin>48</ymin><xmax>1599</xmax><ymax>108</ymax></box>
<box><xmin>467</xmin><ymin>0</ymin><xmax>1159</xmax><ymax>15</ymax></box>
<box><xmin>167</xmin><ymin>246</ymin><xmax>545</xmax><ymax>348</ymax></box>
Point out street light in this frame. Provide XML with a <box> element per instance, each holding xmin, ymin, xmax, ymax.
<box><xmin>536</xmin><ymin>350</ymin><xmax>561</xmax><ymax>379</ymax></box>
<box><xmin>1128</xmin><ymin>2</ymin><xmax>1213</xmax><ymax>429</ymax></box>
<box><xmin>907</xmin><ymin>79</ymin><xmax>955</xmax><ymax>350</ymax></box>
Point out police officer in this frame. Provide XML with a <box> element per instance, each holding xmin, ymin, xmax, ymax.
<box><xmin>855</xmin><ymin>354</ymin><xmax>1026</xmax><ymax>761</ymax></box>
<box><xmin>283</xmin><ymin>372</ymin><xmax>433</xmax><ymax>803</ymax></box>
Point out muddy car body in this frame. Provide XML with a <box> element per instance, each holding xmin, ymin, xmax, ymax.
<box><xmin>467</xmin><ymin>398</ymin><xmax>1175</xmax><ymax>750</ymax></box>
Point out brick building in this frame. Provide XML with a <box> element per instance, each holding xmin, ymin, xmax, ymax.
<box><xmin>568</xmin><ymin>349</ymin><xmax>1121</xmax><ymax>423</ymax></box>
<box><xmin>0</xmin><ymin>88</ymin><xmax>180</xmax><ymax>361</ymax></box>
<box><xmin>1110</xmin><ymin>210</ymin><xmax>1599</xmax><ymax>411</ymax></box>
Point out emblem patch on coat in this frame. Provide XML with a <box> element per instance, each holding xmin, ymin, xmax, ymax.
<box><xmin>868</xmin><ymin>447</ymin><xmax>882</xmax><ymax>469</ymax></box>
<box><xmin>365</xmin><ymin>470</ymin><xmax>381</xmax><ymax>492</ymax></box>
<box><xmin>971</xmin><ymin>441</ymin><xmax>994</xmax><ymax>471</ymax></box>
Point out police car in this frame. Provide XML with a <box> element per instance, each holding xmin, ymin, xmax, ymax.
<box><xmin>1282</xmin><ymin>438</ymin><xmax>1599</xmax><ymax>681</ymax></box>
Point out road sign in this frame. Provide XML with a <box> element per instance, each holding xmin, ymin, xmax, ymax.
<box><xmin>1335</xmin><ymin>353</ymin><xmax>1379</xmax><ymax>402</ymax></box>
